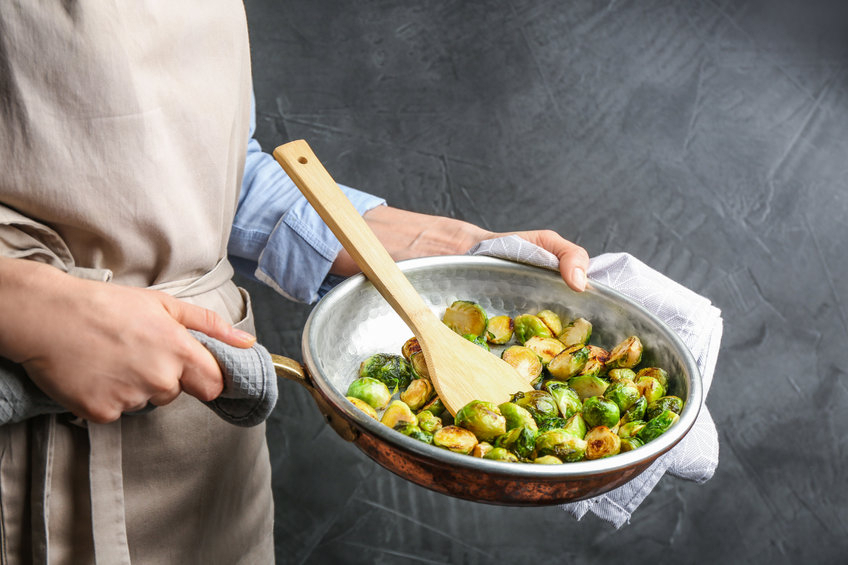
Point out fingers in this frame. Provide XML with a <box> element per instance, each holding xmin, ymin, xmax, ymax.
<box><xmin>163</xmin><ymin>296</ymin><xmax>256</xmax><ymax>349</ymax></box>
<box><xmin>511</xmin><ymin>230</ymin><xmax>590</xmax><ymax>292</ymax></box>
<box><xmin>174</xmin><ymin>331</ymin><xmax>225</xmax><ymax>402</ymax></box>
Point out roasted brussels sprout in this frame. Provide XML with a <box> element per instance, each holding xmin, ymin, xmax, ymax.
<box><xmin>524</xmin><ymin>336</ymin><xmax>565</xmax><ymax>365</ymax></box>
<box><xmin>511</xmin><ymin>390</ymin><xmax>560</xmax><ymax>424</ymax></box>
<box><xmin>501</xmin><ymin>345</ymin><xmax>544</xmax><ymax>385</ymax></box>
<box><xmin>620</xmin><ymin>437</ymin><xmax>644</xmax><ymax>452</ymax></box>
<box><xmin>567</xmin><ymin>374</ymin><xmax>610</xmax><ymax>401</ymax></box>
<box><xmin>401</xmin><ymin>337</ymin><xmax>431</xmax><ymax>379</ymax></box>
<box><xmin>419</xmin><ymin>396</ymin><xmax>446</xmax><ymax>417</ymax></box>
<box><xmin>359</xmin><ymin>353</ymin><xmax>414</xmax><ymax>391</ymax></box>
<box><xmin>433</xmin><ymin>425</ymin><xmax>478</xmax><ymax>454</ymax></box>
<box><xmin>472</xmin><ymin>442</ymin><xmax>494</xmax><ymax>458</ymax></box>
<box><xmin>485</xmin><ymin>315</ymin><xmax>514</xmax><ymax>344</ymax></box>
<box><xmin>484</xmin><ymin>447</ymin><xmax>520</xmax><ymax>462</ymax></box>
<box><xmin>462</xmin><ymin>333</ymin><xmax>490</xmax><ymax>351</ymax></box>
<box><xmin>346</xmin><ymin>396</ymin><xmax>378</xmax><ymax>419</ymax></box>
<box><xmin>645</xmin><ymin>395</ymin><xmax>684</xmax><ymax>421</ymax></box>
<box><xmin>547</xmin><ymin>345</ymin><xmax>590</xmax><ymax>381</ymax></box>
<box><xmin>498</xmin><ymin>402</ymin><xmax>539</xmax><ymax>433</ymax></box>
<box><xmin>638</xmin><ymin>409</ymin><xmax>680</xmax><ymax>443</ymax></box>
<box><xmin>443</xmin><ymin>300</ymin><xmax>488</xmax><ymax>337</ymax></box>
<box><xmin>620</xmin><ymin>396</ymin><xmax>647</xmax><ymax>424</ymax></box>
<box><xmin>401</xmin><ymin>337</ymin><xmax>421</xmax><ymax>361</ymax></box>
<box><xmin>346</xmin><ymin>377</ymin><xmax>392</xmax><ymax>410</ymax></box>
<box><xmin>543</xmin><ymin>381</ymin><xmax>582</xmax><ymax>420</ymax></box>
<box><xmin>533</xmin><ymin>455</ymin><xmax>564</xmax><ymax>465</ymax></box>
<box><xmin>558</xmin><ymin>317</ymin><xmax>592</xmax><ymax>347</ymax></box>
<box><xmin>400</xmin><ymin>378</ymin><xmax>435</xmax><ymax>411</ymax></box>
<box><xmin>603</xmin><ymin>379</ymin><xmax>641</xmax><ymax>412</ymax></box>
<box><xmin>617</xmin><ymin>420</ymin><xmax>647</xmax><ymax>439</ymax></box>
<box><xmin>636</xmin><ymin>376</ymin><xmax>666</xmax><ymax>404</ymax></box>
<box><xmin>605</xmin><ymin>336</ymin><xmax>643</xmax><ymax>369</ymax></box>
<box><xmin>562</xmin><ymin>412</ymin><xmax>588</xmax><ymax>439</ymax></box>
<box><xmin>513</xmin><ymin>314</ymin><xmax>553</xmax><ymax>344</ymax></box>
<box><xmin>536</xmin><ymin>309</ymin><xmax>563</xmax><ymax>336</ymax></box>
<box><xmin>537</xmin><ymin>417</ymin><xmax>569</xmax><ymax>433</ymax></box>
<box><xmin>380</xmin><ymin>400</ymin><xmax>417</xmax><ymax>429</ymax></box>
<box><xmin>636</xmin><ymin>366</ymin><xmax>669</xmax><ymax>388</ymax></box>
<box><xmin>582</xmin><ymin>396</ymin><xmax>621</xmax><ymax>429</ymax></box>
<box><xmin>584</xmin><ymin>426</ymin><xmax>621</xmax><ymax>460</ymax></box>
<box><xmin>394</xmin><ymin>422</ymin><xmax>433</xmax><ymax>444</ymax></box>
<box><xmin>607</xmin><ymin>368</ymin><xmax>636</xmax><ymax>382</ymax></box>
<box><xmin>578</xmin><ymin>345</ymin><xmax>610</xmax><ymax>378</ymax></box>
<box><xmin>495</xmin><ymin>425</ymin><xmax>537</xmax><ymax>459</ymax></box>
<box><xmin>454</xmin><ymin>400</ymin><xmax>507</xmax><ymax>442</ymax></box>
<box><xmin>534</xmin><ymin>430</ymin><xmax>587</xmax><ymax>462</ymax></box>
<box><xmin>416</xmin><ymin>409</ymin><xmax>444</xmax><ymax>434</ymax></box>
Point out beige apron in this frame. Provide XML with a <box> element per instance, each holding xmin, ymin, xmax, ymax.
<box><xmin>0</xmin><ymin>3</ymin><xmax>274</xmax><ymax>563</ymax></box>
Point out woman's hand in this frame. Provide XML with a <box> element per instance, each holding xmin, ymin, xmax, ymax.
<box><xmin>0</xmin><ymin>258</ymin><xmax>255</xmax><ymax>423</ymax></box>
<box><xmin>331</xmin><ymin>205</ymin><xmax>589</xmax><ymax>292</ymax></box>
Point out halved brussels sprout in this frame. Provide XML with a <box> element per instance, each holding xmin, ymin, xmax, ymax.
<box><xmin>419</xmin><ymin>396</ymin><xmax>446</xmax><ymax>417</ymax></box>
<box><xmin>511</xmin><ymin>390</ymin><xmax>560</xmax><ymax>424</ymax></box>
<box><xmin>636</xmin><ymin>376</ymin><xmax>667</xmax><ymax>404</ymax></box>
<box><xmin>443</xmin><ymin>300</ymin><xmax>488</xmax><ymax>337</ymax></box>
<box><xmin>380</xmin><ymin>400</ymin><xmax>417</xmax><ymax>428</ymax></box>
<box><xmin>578</xmin><ymin>345</ymin><xmax>610</xmax><ymax>378</ymax></box>
<box><xmin>416</xmin><ymin>409</ymin><xmax>444</xmax><ymax>434</ymax></box>
<box><xmin>537</xmin><ymin>417</ymin><xmax>569</xmax><ymax>433</ymax></box>
<box><xmin>501</xmin><ymin>345</ymin><xmax>544</xmax><ymax>385</ymax></box>
<box><xmin>582</xmin><ymin>396</ymin><xmax>621</xmax><ymax>428</ymax></box>
<box><xmin>562</xmin><ymin>412</ymin><xmax>588</xmax><ymax>439</ymax></box>
<box><xmin>537</xmin><ymin>309</ymin><xmax>563</xmax><ymax>336</ymax></box>
<box><xmin>585</xmin><ymin>426</ymin><xmax>621</xmax><ymax>460</ymax></box>
<box><xmin>483</xmin><ymin>447</ymin><xmax>520</xmax><ymax>462</ymax></box>
<box><xmin>433</xmin><ymin>425</ymin><xmax>478</xmax><ymax>454</ymax></box>
<box><xmin>645</xmin><ymin>395</ymin><xmax>684</xmax><ymax>421</ymax></box>
<box><xmin>637</xmin><ymin>409</ymin><xmax>680</xmax><ymax>443</ymax></box>
<box><xmin>543</xmin><ymin>381</ymin><xmax>582</xmax><ymax>420</ymax></box>
<box><xmin>513</xmin><ymin>314</ymin><xmax>553</xmax><ymax>344</ymax></box>
<box><xmin>533</xmin><ymin>455</ymin><xmax>564</xmax><ymax>465</ymax></box>
<box><xmin>567</xmin><ymin>374</ymin><xmax>610</xmax><ymax>401</ymax></box>
<box><xmin>498</xmin><ymin>402</ymin><xmax>539</xmax><ymax>433</ymax></box>
<box><xmin>620</xmin><ymin>396</ymin><xmax>647</xmax><ymax>424</ymax></box>
<box><xmin>547</xmin><ymin>345</ymin><xmax>590</xmax><ymax>381</ymax></box>
<box><xmin>472</xmin><ymin>441</ymin><xmax>494</xmax><ymax>458</ymax></box>
<box><xmin>402</xmin><ymin>338</ymin><xmax>432</xmax><ymax>379</ymax></box>
<box><xmin>558</xmin><ymin>317</ymin><xmax>592</xmax><ymax>347</ymax></box>
<box><xmin>534</xmin><ymin>430</ymin><xmax>587</xmax><ymax>462</ymax></box>
<box><xmin>400</xmin><ymin>378</ymin><xmax>435</xmax><ymax>411</ymax></box>
<box><xmin>401</xmin><ymin>337</ymin><xmax>421</xmax><ymax>361</ymax></box>
<box><xmin>605</xmin><ymin>336</ymin><xmax>643</xmax><ymax>370</ymax></box>
<box><xmin>617</xmin><ymin>420</ymin><xmax>647</xmax><ymax>439</ymax></box>
<box><xmin>454</xmin><ymin>400</ymin><xmax>507</xmax><ymax>442</ymax></box>
<box><xmin>524</xmin><ymin>336</ymin><xmax>565</xmax><ymax>365</ymax></box>
<box><xmin>603</xmin><ymin>379</ymin><xmax>641</xmax><ymax>412</ymax></box>
<box><xmin>394</xmin><ymin>422</ymin><xmax>433</xmax><ymax>444</ymax></box>
<box><xmin>346</xmin><ymin>396</ymin><xmax>378</xmax><ymax>419</ymax></box>
<box><xmin>495</xmin><ymin>425</ymin><xmax>537</xmax><ymax>459</ymax></box>
<box><xmin>620</xmin><ymin>437</ymin><xmax>644</xmax><ymax>452</ymax></box>
<box><xmin>485</xmin><ymin>315</ymin><xmax>514</xmax><ymax>345</ymax></box>
<box><xmin>346</xmin><ymin>377</ymin><xmax>392</xmax><ymax>410</ymax></box>
<box><xmin>636</xmin><ymin>367</ymin><xmax>669</xmax><ymax>388</ymax></box>
<box><xmin>359</xmin><ymin>353</ymin><xmax>414</xmax><ymax>392</ymax></box>
<box><xmin>607</xmin><ymin>368</ymin><xmax>637</xmax><ymax>382</ymax></box>
<box><xmin>462</xmin><ymin>333</ymin><xmax>490</xmax><ymax>351</ymax></box>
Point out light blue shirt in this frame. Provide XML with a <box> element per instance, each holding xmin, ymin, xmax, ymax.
<box><xmin>228</xmin><ymin>100</ymin><xmax>385</xmax><ymax>304</ymax></box>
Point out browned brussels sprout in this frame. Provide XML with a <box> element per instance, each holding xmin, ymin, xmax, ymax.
<box><xmin>585</xmin><ymin>426</ymin><xmax>622</xmax><ymax>459</ymax></box>
<box><xmin>543</xmin><ymin>381</ymin><xmax>582</xmax><ymax>420</ymax></box>
<box><xmin>401</xmin><ymin>337</ymin><xmax>431</xmax><ymax>379</ymax></box>
<box><xmin>380</xmin><ymin>400</ymin><xmax>417</xmax><ymax>428</ymax></box>
<box><xmin>346</xmin><ymin>396</ymin><xmax>378</xmax><ymax>419</ymax></box>
<box><xmin>433</xmin><ymin>425</ymin><xmax>478</xmax><ymax>454</ymax></box>
<box><xmin>638</xmin><ymin>409</ymin><xmax>680</xmax><ymax>443</ymax></box>
<box><xmin>620</xmin><ymin>396</ymin><xmax>647</xmax><ymax>424</ymax></box>
<box><xmin>567</xmin><ymin>374</ymin><xmax>610</xmax><ymax>401</ymax></box>
<box><xmin>578</xmin><ymin>345</ymin><xmax>610</xmax><ymax>378</ymax></box>
<box><xmin>511</xmin><ymin>390</ymin><xmax>560</xmax><ymax>424</ymax></box>
<box><xmin>346</xmin><ymin>377</ymin><xmax>392</xmax><ymax>410</ymax></box>
<box><xmin>636</xmin><ymin>367</ymin><xmax>669</xmax><ymax>388</ymax></box>
<box><xmin>501</xmin><ymin>345</ymin><xmax>544</xmax><ymax>385</ymax></box>
<box><xmin>645</xmin><ymin>395</ymin><xmax>684</xmax><ymax>421</ymax></box>
<box><xmin>617</xmin><ymin>420</ymin><xmax>647</xmax><ymax>439</ymax></box>
<box><xmin>472</xmin><ymin>441</ymin><xmax>494</xmax><ymax>458</ymax></box>
<box><xmin>557</xmin><ymin>317</ymin><xmax>592</xmax><ymax>347</ymax></box>
<box><xmin>607</xmin><ymin>368</ymin><xmax>637</xmax><ymax>382</ymax></box>
<box><xmin>603</xmin><ymin>379</ymin><xmax>641</xmax><ymax>412</ymax></box>
<box><xmin>443</xmin><ymin>300</ymin><xmax>488</xmax><ymax>337</ymax></box>
<box><xmin>416</xmin><ymin>409</ymin><xmax>444</xmax><ymax>434</ymax></box>
<box><xmin>401</xmin><ymin>337</ymin><xmax>421</xmax><ymax>361</ymax></box>
<box><xmin>547</xmin><ymin>345</ymin><xmax>590</xmax><ymax>381</ymax></box>
<box><xmin>562</xmin><ymin>412</ymin><xmax>588</xmax><ymax>439</ymax></box>
<box><xmin>483</xmin><ymin>447</ymin><xmax>520</xmax><ymax>462</ymax></box>
<box><xmin>534</xmin><ymin>430</ymin><xmax>587</xmax><ymax>462</ymax></box>
<box><xmin>359</xmin><ymin>353</ymin><xmax>414</xmax><ymax>392</ymax></box>
<box><xmin>620</xmin><ymin>437</ymin><xmax>644</xmax><ymax>452</ymax></box>
<box><xmin>394</xmin><ymin>422</ymin><xmax>433</xmax><ymax>444</ymax></box>
<box><xmin>536</xmin><ymin>309</ymin><xmax>563</xmax><ymax>336</ymax></box>
<box><xmin>605</xmin><ymin>336</ymin><xmax>643</xmax><ymax>370</ymax></box>
<box><xmin>582</xmin><ymin>396</ymin><xmax>621</xmax><ymax>429</ymax></box>
<box><xmin>498</xmin><ymin>402</ymin><xmax>539</xmax><ymax>433</ymax></box>
<box><xmin>636</xmin><ymin>376</ymin><xmax>666</xmax><ymax>404</ymax></box>
<box><xmin>533</xmin><ymin>455</ymin><xmax>564</xmax><ymax>464</ymax></box>
<box><xmin>454</xmin><ymin>400</ymin><xmax>507</xmax><ymax>442</ymax></box>
<box><xmin>513</xmin><ymin>314</ymin><xmax>553</xmax><ymax>344</ymax></box>
<box><xmin>495</xmin><ymin>425</ymin><xmax>537</xmax><ymax>459</ymax></box>
<box><xmin>524</xmin><ymin>336</ymin><xmax>565</xmax><ymax>365</ymax></box>
<box><xmin>486</xmin><ymin>315</ymin><xmax>514</xmax><ymax>345</ymax></box>
<box><xmin>400</xmin><ymin>378</ymin><xmax>434</xmax><ymax>411</ymax></box>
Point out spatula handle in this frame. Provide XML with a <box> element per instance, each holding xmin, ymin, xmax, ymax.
<box><xmin>273</xmin><ymin>140</ymin><xmax>435</xmax><ymax>335</ymax></box>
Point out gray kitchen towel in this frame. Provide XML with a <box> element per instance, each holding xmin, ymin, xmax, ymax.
<box><xmin>469</xmin><ymin>235</ymin><xmax>722</xmax><ymax>528</ymax></box>
<box><xmin>0</xmin><ymin>332</ymin><xmax>277</xmax><ymax>427</ymax></box>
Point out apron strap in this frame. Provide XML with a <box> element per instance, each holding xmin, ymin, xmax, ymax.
<box><xmin>88</xmin><ymin>421</ymin><xmax>132</xmax><ymax>565</ymax></box>
<box><xmin>30</xmin><ymin>415</ymin><xmax>56</xmax><ymax>564</ymax></box>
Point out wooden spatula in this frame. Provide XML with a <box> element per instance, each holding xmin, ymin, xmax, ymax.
<box><xmin>273</xmin><ymin>140</ymin><xmax>533</xmax><ymax>415</ymax></box>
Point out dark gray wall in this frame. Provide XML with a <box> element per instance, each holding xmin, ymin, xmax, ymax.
<box><xmin>242</xmin><ymin>1</ymin><xmax>848</xmax><ymax>563</ymax></box>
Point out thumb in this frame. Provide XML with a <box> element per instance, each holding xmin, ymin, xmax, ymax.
<box><xmin>162</xmin><ymin>295</ymin><xmax>256</xmax><ymax>349</ymax></box>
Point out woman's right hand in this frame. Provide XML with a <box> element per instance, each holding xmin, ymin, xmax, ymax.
<box><xmin>0</xmin><ymin>258</ymin><xmax>255</xmax><ymax>423</ymax></box>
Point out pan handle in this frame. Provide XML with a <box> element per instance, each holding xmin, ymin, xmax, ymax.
<box><xmin>270</xmin><ymin>353</ymin><xmax>359</xmax><ymax>443</ymax></box>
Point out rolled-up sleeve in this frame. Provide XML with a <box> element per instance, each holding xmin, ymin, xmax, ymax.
<box><xmin>228</xmin><ymin>97</ymin><xmax>385</xmax><ymax>303</ymax></box>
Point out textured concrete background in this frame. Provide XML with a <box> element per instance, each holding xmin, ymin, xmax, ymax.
<box><xmin>241</xmin><ymin>1</ymin><xmax>848</xmax><ymax>563</ymax></box>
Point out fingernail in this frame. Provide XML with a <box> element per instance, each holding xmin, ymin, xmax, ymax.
<box><xmin>572</xmin><ymin>267</ymin><xmax>587</xmax><ymax>291</ymax></box>
<box><xmin>233</xmin><ymin>329</ymin><xmax>257</xmax><ymax>345</ymax></box>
